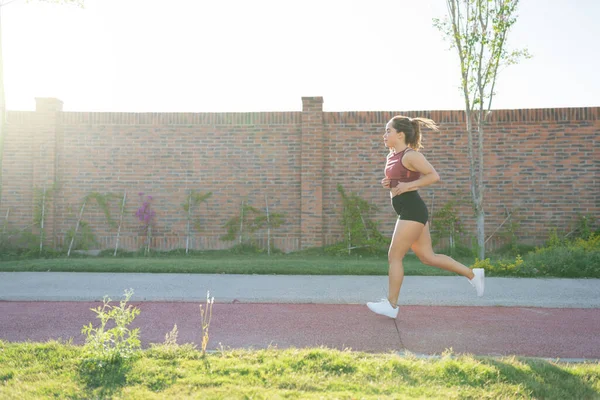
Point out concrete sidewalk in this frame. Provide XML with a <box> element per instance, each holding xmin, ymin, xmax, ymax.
<box><xmin>1</xmin><ymin>272</ymin><xmax>599</xmax><ymax>308</ymax></box>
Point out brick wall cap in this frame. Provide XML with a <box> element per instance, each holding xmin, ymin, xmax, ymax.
<box><xmin>35</xmin><ymin>98</ymin><xmax>64</xmax><ymax>112</ymax></box>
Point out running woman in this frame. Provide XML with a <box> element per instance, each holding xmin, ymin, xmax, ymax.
<box><xmin>367</xmin><ymin>116</ymin><xmax>484</xmax><ymax>318</ymax></box>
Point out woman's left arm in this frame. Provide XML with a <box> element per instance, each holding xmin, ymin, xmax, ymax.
<box><xmin>392</xmin><ymin>152</ymin><xmax>440</xmax><ymax>195</ymax></box>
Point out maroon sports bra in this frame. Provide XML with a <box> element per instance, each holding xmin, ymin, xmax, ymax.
<box><xmin>385</xmin><ymin>148</ymin><xmax>420</xmax><ymax>188</ymax></box>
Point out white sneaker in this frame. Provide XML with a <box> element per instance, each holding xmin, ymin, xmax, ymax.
<box><xmin>366</xmin><ymin>298</ymin><xmax>399</xmax><ymax>318</ymax></box>
<box><xmin>469</xmin><ymin>268</ymin><xmax>485</xmax><ymax>297</ymax></box>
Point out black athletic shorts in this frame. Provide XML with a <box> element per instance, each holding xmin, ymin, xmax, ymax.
<box><xmin>391</xmin><ymin>191</ymin><xmax>428</xmax><ymax>225</ymax></box>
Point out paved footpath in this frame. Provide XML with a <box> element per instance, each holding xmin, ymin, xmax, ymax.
<box><xmin>1</xmin><ymin>272</ymin><xmax>599</xmax><ymax>359</ymax></box>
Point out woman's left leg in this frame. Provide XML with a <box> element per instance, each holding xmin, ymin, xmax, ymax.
<box><xmin>411</xmin><ymin>223</ymin><xmax>474</xmax><ymax>278</ymax></box>
<box><xmin>411</xmin><ymin>222</ymin><xmax>485</xmax><ymax>296</ymax></box>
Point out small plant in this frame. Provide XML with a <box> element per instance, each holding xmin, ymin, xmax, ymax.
<box><xmin>81</xmin><ymin>289</ymin><xmax>141</xmax><ymax>364</ymax></box>
<box><xmin>0</xmin><ymin>205</ymin><xmax>43</xmax><ymax>255</ymax></box>
<box><xmin>66</xmin><ymin>192</ymin><xmax>117</xmax><ymax>256</ymax></box>
<box><xmin>66</xmin><ymin>198</ymin><xmax>89</xmax><ymax>256</ymax></box>
<box><xmin>147</xmin><ymin>324</ymin><xmax>202</xmax><ymax>361</ymax></box>
<box><xmin>33</xmin><ymin>186</ymin><xmax>54</xmax><ymax>254</ymax></box>
<box><xmin>432</xmin><ymin>200</ymin><xmax>464</xmax><ymax>255</ymax></box>
<box><xmin>472</xmin><ymin>255</ymin><xmax>524</xmax><ymax>275</ymax></box>
<box><xmin>487</xmin><ymin>208</ymin><xmax>527</xmax><ymax>257</ymax></box>
<box><xmin>545</xmin><ymin>228</ymin><xmax>563</xmax><ymax>248</ymax></box>
<box><xmin>221</xmin><ymin>199</ymin><xmax>285</xmax><ymax>250</ymax></box>
<box><xmin>86</xmin><ymin>192</ymin><xmax>118</xmax><ymax>229</ymax></box>
<box><xmin>1</xmin><ymin>208</ymin><xmax>9</xmax><ymax>239</ymax></box>
<box><xmin>573</xmin><ymin>232</ymin><xmax>600</xmax><ymax>252</ymax></box>
<box><xmin>65</xmin><ymin>220</ymin><xmax>98</xmax><ymax>251</ymax></box>
<box><xmin>164</xmin><ymin>324</ymin><xmax>179</xmax><ymax>347</ymax></box>
<box><xmin>336</xmin><ymin>184</ymin><xmax>386</xmax><ymax>255</ymax></box>
<box><xmin>199</xmin><ymin>291</ymin><xmax>214</xmax><ymax>356</ymax></box>
<box><xmin>545</xmin><ymin>214</ymin><xmax>598</xmax><ymax>249</ymax></box>
<box><xmin>135</xmin><ymin>193</ymin><xmax>156</xmax><ymax>255</ymax></box>
<box><xmin>526</xmin><ymin>232</ymin><xmax>600</xmax><ymax>277</ymax></box>
<box><xmin>114</xmin><ymin>192</ymin><xmax>128</xmax><ymax>256</ymax></box>
<box><xmin>182</xmin><ymin>190</ymin><xmax>212</xmax><ymax>254</ymax></box>
<box><xmin>569</xmin><ymin>213</ymin><xmax>597</xmax><ymax>240</ymax></box>
<box><xmin>501</xmin><ymin>213</ymin><xmax>521</xmax><ymax>251</ymax></box>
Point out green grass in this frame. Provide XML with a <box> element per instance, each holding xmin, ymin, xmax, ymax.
<box><xmin>1</xmin><ymin>341</ymin><xmax>598</xmax><ymax>399</ymax></box>
<box><xmin>0</xmin><ymin>253</ymin><xmax>472</xmax><ymax>276</ymax></box>
<box><xmin>2</xmin><ymin>236</ymin><xmax>597</xmax><ymax>277</ymax></box>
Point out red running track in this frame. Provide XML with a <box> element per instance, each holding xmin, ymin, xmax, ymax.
<box><xmin>1</xmin><ymin>302</ymin><xmax>599</xmax><ymax>359</ymax></box>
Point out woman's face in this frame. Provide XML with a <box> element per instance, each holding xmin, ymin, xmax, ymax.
<box><xmin>383</xmin><ymin>121</ymin><xmax>402</xmax><ymax>148</ymax></box>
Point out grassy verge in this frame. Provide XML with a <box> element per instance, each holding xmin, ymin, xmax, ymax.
<box><xmin>0</xmin><ymin>253</ymin><xmax>471</xmax><ymax>276</ymax></box>
<box><xmin>1</xmin><ymin>341</ymin><xmax>598</xmax><ymax>399</ymax></box>
<box><xmin>1</xmin><ymin>233</ymin><xmax>597</xmax><ymax>277</ymax></box>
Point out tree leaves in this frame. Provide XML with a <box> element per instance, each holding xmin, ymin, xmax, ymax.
<box><xmin>435</xmin><ymin>0</ymin><xmax>531</xmax><ymax>114</ymax></box>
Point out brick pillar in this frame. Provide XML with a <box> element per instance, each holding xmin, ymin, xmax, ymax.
<box><xmin>300</xmin><ymin>97</ymin><xmax>324</xmax><ymax>249</ymax></box>
<box><xmin>33</xmin><ymin>98</ymin><xmax>62</xmax><ymax>247</ymax></box>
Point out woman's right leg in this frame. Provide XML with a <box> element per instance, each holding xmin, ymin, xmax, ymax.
<box><xmin>411</xmin><ymin>223</ymin><xmax>485</xmax><ymax>296</ymax></box>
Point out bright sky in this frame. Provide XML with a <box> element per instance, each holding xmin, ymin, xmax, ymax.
<box><xmin>2</xmin><ymin>0</ymin><xmax>599</xmax><ymax>112</ymax></box>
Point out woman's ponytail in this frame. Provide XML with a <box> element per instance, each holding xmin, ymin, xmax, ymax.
<box><xmin>391</xmin><ymin>116</ymin><xmax>439</xmax><ymax>150</ymax></box>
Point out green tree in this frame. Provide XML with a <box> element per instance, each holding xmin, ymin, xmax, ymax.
<box><xmin>434</xmin><ymin>0</ymin><xmax>530</xmax><ymax>259</ymax></box>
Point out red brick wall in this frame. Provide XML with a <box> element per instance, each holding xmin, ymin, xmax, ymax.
<box><xmin>51</xmin><ymin>110</ymin><xmax>304</xmax><ymax>252</ymax></box>
<box><xmin>2</xmin><ymin>111</ymin><xmax>36</xmax><ymax>239</ymax></box>
<box><xmin>1</xmin><ymin>98</ymin><xmax>598</xmax><ymax>253</ymax></box>
<box><xmin>301</xmin><ymin>97</ymin><xmax>325</xmax><ymax>248</ymax></box>
<box><xmin>324</xmin><ymin>109</ymin><xmax>599</xmax><ymax>249</ymax></box>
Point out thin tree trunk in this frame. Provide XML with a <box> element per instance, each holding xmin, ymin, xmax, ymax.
<box><xmin>357</xmin><ymin>205</ymin><xmax>370</xmax><ymax>241</ymax></box>
<box><xmin>2</xmin><ymin>207</ymin><xmax>8</xmax><ymax>236</ymax></box>
<box><xmin>114</xmin><ymin>192</ymin><xmax>126</xmax><ymax>256</ymax></box>
<box><xmin>476</xmin><ymin>209</ymin><xmax>485</xmax><ymax>259</ymax></box>
<box><xmin>265</xmin><ymin>194</ymin><xmax>271</xmax><ymax>256</ymax></box>
<box><xmin>347</xmin><ymin>229</ymin><xmax>351</xmax><ymax>255</ymax></box>
<box><xmin>473</xmin><ymin>2</ymin><xmax>487</xmax><ymax>259</ymax></box>
<box><xmin>0</xmin><ymin>206</ymin><xmax>7</xmax><ymax>246</ymax></box>
<box><xmin>67</xmin><ymin>199</ymin><xmax>86</xmax><ymax>257</ymax></box>
<box><xmin>186</xmin><ymin>191</ymin><xmax>192</xmax><ymax>254</ymax></box>
<box><xmin>466</xmin><ymin>109</ymin><xmax>486</xmax><ymax>259</ymax></box>
<box><xmin>476</xmin><ymin>113</ymin><xmax>486</xmax><ymax>259</ymax></box>
<box><xmin>448</xmin><ymin>0</ymin><xmax>485</xmax><ymax>259</ymax></box>
<box><xmin>145</xmin><ymin>224</ymin><xmax>152</xmax><ymax>256</ymax></box>
<box><xmin>239</xmin><ymin>200</ymin><xmax>244</xmax><ymax>245</ymax></box>
<box><xmin>39</xmin><ymin>186</ymin><xmax>46</xmax><ymax>254</ymax></box>
<box><xmin>466</xmin><ymin>110</ymin><xmax>478</xmax><ymax>208</ymax></box>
